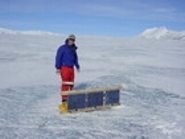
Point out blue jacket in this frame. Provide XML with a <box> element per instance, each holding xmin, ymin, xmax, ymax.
<box><xmin>55</xmin><ymin>39</ymin><xmax>80</xmax><ymax>69</ymax></box>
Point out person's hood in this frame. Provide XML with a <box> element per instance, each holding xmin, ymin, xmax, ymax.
<box><xmin>65</xmin><ymin>39</ymin><xmax>69</xmax><ymax>45</ymax></box>
<box><xmin>65</xmin><ymin>39</ymin><xmax>78</xmax><ymax>52</ymax></box>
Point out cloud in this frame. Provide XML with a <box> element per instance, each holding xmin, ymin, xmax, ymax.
<box><xmin>0</xmin><ymin>0</ymin><xmax>185</xmax><ymax>23</ymax></box>
<box><xmin>79</xmin><ymin>3</ymin><xmax>134</xmax><ymax>18</ymax></box>
<box><xmin>0</xmin><ymin>0</ymin><xmax>83</xmax><ymax>14</ymax></box>
<box><xmin>77</xmin><ymin>2</ymin><xmax>185</xmax><ymax>23</ymax></box>
<box><xmin>150</xmin><ymin>7</ymin><xmax>185</xmax><ymax>22</ymax></box>
<box><xmin>0</xmin><ymin>20</ymin><xmax>39</xmax><ymax>26</ymax></box>
<box><xmin>154</xmin><ymin>8</ymin><xmax>176</xmax><ymax>13</ymax></box>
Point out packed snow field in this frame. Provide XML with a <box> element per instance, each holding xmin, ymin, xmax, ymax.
<box><xmin>0</xmin><ymin>28</ymin><xmax>185</xmax><ymax>139</ymax></box>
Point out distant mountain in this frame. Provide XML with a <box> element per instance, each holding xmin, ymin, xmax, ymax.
<box><xmin>1</xmin><ymin>27</ymin><xmax>185</xmax><ymax>41</ymax></box>
<box><xmin>0</xmin><ymin>28</ymin><xmax>59</xmax><ymax>36</ymax></box>
<box><xmin>139</xmin><ymin>27</ymin><xmax>185</xmax><ymax>41</ymax></box>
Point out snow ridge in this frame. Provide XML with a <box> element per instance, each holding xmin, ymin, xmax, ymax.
<box><xmin>140</xmin><ymin>27</ymin><xmax>185</xmax><ymax>41</ymax></box>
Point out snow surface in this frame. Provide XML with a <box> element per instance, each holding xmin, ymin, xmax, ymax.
<box><xmin>0</xmin><ymin>28</ymin><xmax>185</xmax><ymax>139</ymax></box>
<box><xmin>140</xmin><ymin>27</ymin><xmax>185</xmax><ymax>41</ymax></box>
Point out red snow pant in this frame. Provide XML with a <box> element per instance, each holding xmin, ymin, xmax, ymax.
<box><xmin>60</xmin><ymin>66</ymin><xmax>74</xmax><ymax>102</ymax></box>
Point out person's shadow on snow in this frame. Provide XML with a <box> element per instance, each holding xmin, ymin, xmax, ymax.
<box><xmin>74</xmin><ymin>83</ymin><xmax>89</xmax><ymax>90</ymax></box>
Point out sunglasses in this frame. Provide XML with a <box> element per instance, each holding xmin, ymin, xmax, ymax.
<box><xmin>69</xmin><ymin>38</ymin><xmax>75</xmax><ymax>41</ymax></box>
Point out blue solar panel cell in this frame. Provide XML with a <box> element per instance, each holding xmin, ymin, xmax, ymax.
<box><xmin>87</xmin><ymin>92</ymin><xmax>103</xmax><ymax>107</ymax></box>
<box><xmin>105</xmin><ymin>90</ymin><xmax>120</xmax><ymax>105</ymax></box>
<box><xmin>68</xmin><ymin>93</ymin><xmax>86</xmax><ymax>110</ymax></box>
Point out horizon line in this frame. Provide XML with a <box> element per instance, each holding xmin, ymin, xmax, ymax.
<box><xmin>0</xmin><ymin>26</ymin><xmax>184</xmax><ymax>38</ymax></box>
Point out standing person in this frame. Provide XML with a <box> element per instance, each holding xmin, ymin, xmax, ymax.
<box><xmin>55</xmin><ymin>34</ymin><xmax>80</xmax><ymax>109</ymax></box>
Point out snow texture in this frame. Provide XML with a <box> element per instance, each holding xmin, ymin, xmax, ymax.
<box><xmin>0</xmin><ymin>28</ymin><xmax>185</xmax><ymax>139</ymax></box>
